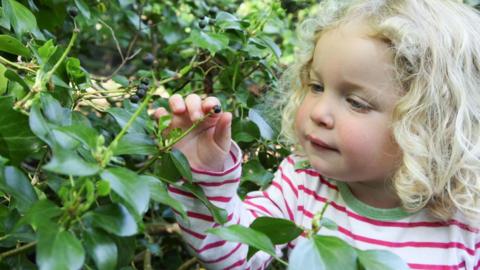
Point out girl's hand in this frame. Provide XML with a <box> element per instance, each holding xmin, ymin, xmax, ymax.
<box><xmin>153</xmin><ymin>94</ymin><xmax>232</xmax><ymax>171</ymax></box>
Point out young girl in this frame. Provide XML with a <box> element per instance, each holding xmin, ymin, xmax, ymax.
<box><xmin>155</xmin><ymin>0</ymin><xmax>480</xmax><ymax>268</ymax></box>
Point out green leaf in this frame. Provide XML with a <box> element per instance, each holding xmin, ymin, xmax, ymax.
<box><xmin>0</xmin><ymin>97</ymin><xmax>42</xmax><ymax>165</ymax></box>
<box><xmin>19</xmin><ymin>199</ymin><xmax>62</xmax><ymax>229</ymax></box>
<box><xmin>170</xmin><ymin>149</ymin><xmax>193</xmax><ymax>182</ymax></box>
<box><xmin>65</xmin><ymin>57</ymin><xmax>86</xmax><ymax>83</ymax></box>
<box><xmin>2</xmin><ymin>0</ymin><xmax>39</xmax><ymax>37</ymax></box>
<box><xmin>74</xmin><ymin>0</ymin><xmax>91</xmax><ymax>19</ymax></box>
<box><xmin>36</xmin><ymin>224</ymin><xmax>85</xmax><ymax>270</ymax></box>
<box><xmin>319</xmin><ymin>217</ymin><xmax>338</xmax><ymax>231</ymax></box>
<box><xmin>108</xmin><ymin>107</ymin><xmax>146</xmax><ymax>134</ymax></box>
<box><xmin>357</xmin><ymin>249</ymin><xmax>409</xmax><ymax>270</ymax></box>
<box><xmin>55</xmin><ymin>125</ymin><xmax>99</xmax><ymax>150</ymax></box>
<box><xmin>232</xmin><ymin>118</ymin><xmax>261</xmax><ymax>143</ymax></box>
<box><xmin>144</xmin><ymin>175</ymin><xmax>187</xmax><ymax>220</ymax></box>
<box><xmin>4</xmin><ymin>69</ymin><xmax>29</xmax><ymax>91</ymax></box>
<box><xmin>114</xmin><ymin>133</ymin><xmax>157</xmax><ymax>155</ymax></box>
<box><xmin>189</xmin><ymin>30</ymin><xmax>229</xmax><ymax>54</ymax></box>
<box><xmin>249</xmin><ymin>217</ymin><xmax>303</xmax><ymax>245</ymax></box>
<box><xmin>1</xmin><ymin>166</ymin><xmax>38</xmax><ymax>213</ymax></box>
<box><xmin>43</xmin><ymin>147</ymin><xmax>101</xmax><ymax>176</ymax></box>
<box><xmin>0</xmin><ymin>63</ymin><xmax>7</xmax><ymax>95</ymax></box>
<box><xmin>208</xmin><ymin>225</ymin><xmax>276</xmax><ymax>256</ymax></box>
<box><xmin>100</xmin><ymin>168</ymin><xmax>150</xmax><ymax>216</ymax></box>
<box><xmin>84</xmin><ymin>203</ymin><xmax>138</xmax><ymax>237</ymax></box>
<box><xmin>216</xmin><ymin>11</ymin><xmax>243</xmax><ymax>31</ymax></box>
<box><xmin>242</xmin><ymin>159</ymin><xmax>274</xmax><ymax>188</ymax></box>
<box><xmin>289</xmin><ymin>235</ymin><xmax>358</xmax><ymax>270</ymax></box>
<box><xmin>0</xmin><ymin>35</ymin><xmax>30</xmax><ymax>57</ymax></box>
<box><xmin>156</xmin><ymin>152</ymin><xmax>182</xmax><ymax>184</ymax></box>
<box><xmin>181</xmin><ymin>182</ymin><xmax>228</xmax><ymax>224</ymax></box>
<box><xmin>84</xmin><ymin>228</ymin><xmax>118</xmax><ymax>270</ymax></box>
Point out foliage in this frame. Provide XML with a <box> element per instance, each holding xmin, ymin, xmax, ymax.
<box><xmin>0</xmin><ymin>0</ymin><xmax>476</xmax><ymax>269</ymax></box>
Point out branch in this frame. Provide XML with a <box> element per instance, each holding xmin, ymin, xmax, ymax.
<box><xmin>0</xmin><ymin>241</ymin><xmax>36</xmax><ymax>260</ymax></box>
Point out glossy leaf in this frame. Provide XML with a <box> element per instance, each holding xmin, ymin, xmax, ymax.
<box><xmin>43</xmin><ymin>147</ymin><xmax>101</xmax><ymax>176</ymax></box>
<box><xmin>100</xmin><ymin>168</ymin><xmax>150</xmax><ymax>216</ymax></box>
<box><xmin>170</xmin><ymin>149</ymin><xmax>193</xmax><ymax>182</ymax></box>
<box><xmin>2</xmin><ymin>0</ymin><xmax>38</xmax><ymax>37</ymax></box>
<box><xmin>249</xmin><ymin>217</ymin><xmax>303</xmax><ymax>245</ymax></box>
<box><xmin>0</xmin><ymin>34</ymin><xmax>30</xmax><ymax>57</ymax></box>
<box><xmin>55</xmin><ymin>125</ymin><xmax>99</xmax><ymax>150</ymax></box>
<box><xmin>37</xmin><ymin>224</ymin><xmax>85</xmax><ymax>270</ymax></box>
<box><xmin>208</xmin><ymin>224</ymin><xmax>276</xmax><ymax>256</ymax></box>
<box><xmin>0</xmin><ymin>97</ymin><xmax>42</xmax><ymax>164</ymax></box>
<box><xmin>1</xmin><ymin>166</ymin><xmax>38</xmax><ymax>213</ymax></box>
<box><xmin>189</xmin><ymin>30</ymin><xmax>229</xmax><ymax>54</ymax></box>
<box><xmin>114</xmin><ymin>132</ymin><xmax>157</xmax><ymax>155</ymax></box>
<box><xmin>182</xmin><ymin>182</ymin><xmax>228</xmax><ymax>225</ymax></box>
<box><xmin>19</xmin><ymin>199</ymin><xmax>62</xmax><ymax>229</ymax></box>
<box><xmin>84</xmin><ymin>203</ymin><xmax>138</xmax><ymax>237</ymax></box>
<box><xmin>108</xmin><ymin>107</ymin><xmax>146</xmax><ymax>134</ymax></box>
<box><xmin>145</xmin><ymin>175</ymin><xmax>187</xmax><ymax>220</ymax></box>
<box><xmin>357</xmin><ymin>249</ymin><xmax>409</xmax><ymax>270</ymax></box>
<box><xmin>232</xmin><ymin>118</ymin><xmax>261</xmax><ymax>143</ymax></box>
<box><xmin>84</xmin><ymin>228</ymin><xmax>118</xmax><ymax>270</ymax></box>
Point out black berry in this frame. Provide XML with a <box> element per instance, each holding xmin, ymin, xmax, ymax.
<box><xmin>138</xmin><ymin>83</ymin><xmax>148</xmax><ymax>90</ymax></box>
<box><xmin>130</xmin><ymin>94</ymin><xmax>140</xmax><ymax>103</ymax></box>
<box><xmin>67</xmin><ymin>6</ymin><xmax>78</xmax><ymax>18</ymax></box>
<box><xmin>136</xmin><ymin>88</ymin><xmax>146</xmax><ymax>98</ymax></box>
<box><xmin>142</xmin><ymin>53</ymin><xmax>154</xmax><ymax>66</ymax></box>
<box><xmin>199</xmin><ymin>15</ymin><xmax>205</xmax><ymax>20</ymax></box>
<box><xmin>213</xmin><ymin>105</ymin><xmax>221</xmax><ymax>114</ymax></box>
<box><xmin>141</xmin><ymin>78</ymin><xmax>150</xmax><ymax>85</ymax></box>
<box><xmin>208</xmin><ymin>7</ymin><xmax>218</xmax><ymax>17</ymax></box>
<box><xmin>199</xmin><ymin>20</ymin><xmax>207</xmax><ymax>29</ymax></box>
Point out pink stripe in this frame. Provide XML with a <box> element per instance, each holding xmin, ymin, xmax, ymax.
<box><xmin>230</xmin><ymin>150</ymin><xmax>237</xmax><ymax>163</ymax></box>
<box><xmin>187</xmin><ymin>211</ymin><xmax>214</xmax><ymax>222</ymax></box>
<box><xmin>196</xmin><ymin>177</ymin><xmax>240</xmax><ymax>187</ymax></box>
<box><xmin>286</xmin><ymin>156</ymin><xmax>296</xmax><ymax>166</ymax></box>
<box><xmin>270</xmin><ymin>181</ymin><xmax>294</xmax><ymax>220</ymax></box>
<box><xmin>249</xmin><ymin>209</ymin><xmax>259</xmax><ymax>218</ymax></box>
<box><xmin>298</xmin><ymin>185</ymin><xmax>478</xmax><ymax>233</ymax></box>
<box><xmin>263</xmin><ymin>190</ymin><xmax>294</xmax><ymax>221</ymax></box>
<box><xmin>279</xmin><ymin>166</ymin><xmax>299</xmax><ymax>198</ymax></box>
<box><xmin>475</xmin><ymin>259</ymin><xmax>480</xmax><ymax>270</ymax></box>
<box><xmin>190</xmin><ymin>240</ymin><xmax>227</xmax><ymax>253</ymax></box>
<box><xmin>191</xmin><ymin>159</ymin><xmax>240</xmax><ymax>176</ymax></box>
<box><xmin>298</xmin><ymin>206</ymin><xmax>475</xmax><ymax>255</ymax></box>
<box><xmin>223</xmin><ymin>258</ymin><xmax>245</xmax><ymax>270</ymax></box>
<box><xmin>408</xmin><ymin>261</ymin><xmax>465</xmax><ymax>270</ymax></box>
<box><xmin>203</xmin><ymin>242</ymin><xmax>242</xmax><ymax>263</ymax></box>
<box><xmin>178</xmin><ymin>224</ymin><xmax>206</xmax><ymax>240</ymax></box>
<box><xmin>244</xmin><ymin>198</ymin><xmax>274</xmax><ymax>216</ymax></box>
<box><xmin>168</xmin><ymin>186</ymin><xmax>231</xmax><ymax>203</ymax></box>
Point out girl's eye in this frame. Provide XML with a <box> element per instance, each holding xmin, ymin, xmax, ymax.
<box><xmin>308</xmin><ymin>83</ymin><xmax>324</xmax><ymax>93</ymax></box>
<box><xmin>347</xmin><ymin>98</ymin><xmax>371</xmax><ymax>112</ymax></box>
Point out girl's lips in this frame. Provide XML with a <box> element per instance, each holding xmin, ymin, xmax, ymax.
<box><xmin>306</xmin><ymin>134</ymin><xmax>338</xmax><ymax>151</ymax></box>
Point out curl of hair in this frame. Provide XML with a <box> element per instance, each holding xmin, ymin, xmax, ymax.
<box><xmin>279</xmin><ymin>0</ymin><xmax>480</xmax><ymax>224</ymax></box>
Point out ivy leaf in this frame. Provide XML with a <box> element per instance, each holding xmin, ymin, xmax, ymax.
<box><xmin>0</xmin><ymin>97</ymin><xmax>42</xmax><ymax>165</ymax></box>
<box><xmin>289</xmin><ymin>235</ymin><xmax>357</xmax><ymax>270</ymax></box>
<box><xmin>100</xmin><ymin>168</ymin><xmax>150</xmax><ymax>216</ymax></box>
<box><xmin>114</xmin><ymin>133</ymin><xmax>157</xmax><ymax>155</ymax></box>
<box><xmin>144</xmin><ymin>175</ymin><xmax>187</xmax><ymax>220</ymax></box>
<box><xmin>170</xmin><ymin>149</ymin><xmax>193</xmax><ymax>182</ymax></box>
<box><xmin>36</xmin><ymin>224</ymin><xmax>85</xmax><ymax>270</ymax></box>
<box><xmin>181</xmin><ymin>182</ymin><xmax>228</xmax><ymax>224</ymax></box>
<box><xmin>108</xmin><ymin>107</ymin><xmax>146</xmax><ymax>134</ymax></box>
<box><xmin>232</xmin><ymin>118</ymin><xmax>261</xmax><ymax>143</ymax></box>
<box><xmin>84</xmin><ymin>228</ymin><xmax>118</xmax><ymax>270</ymax></box>
<box><xmin>249</xmin><ymin>217</ymin><xmax>303</xmax><ymax>245</ymax></box>
<box><xmin>74</xmin><ymin>0</ymin><xmax>91</xmax><ymax>19</ymax></box>
<box><xmin>83</xmin><ymin>203</ymin><xmax>138</xmax><ymax>237</ymax></box>
<box><xmin>0</xmin><ymin>35</ymin><xmax>30</xmax><ymax>57</ymax></box>
<box><xmin>2</xmin><ymin>0</ymin><xmax>39</xmax><ymax>37</ymax></box>
<box><xmin>1</xmin><ymin>166</ymin><xmax>38</xmax><ymax>213</ymax></box>
<box><xmin>208</xmin><ymin>225</ymin><xmax>276</xmax><ymax>257</ymax></box>
<box><xmin>189</xmin><ymin>30</ymin><xmax>229</xmax><ymax>55</ymax></box>
<box><xmin>42</xmin><ymin>146</ymin><xmax>101</xmax><ymax>176</ymax></box>
<box><xmin>65</xmin><ymin>57</ymin><xmax>86</xmax><ymax>83</ymax></box>
<box><xmin>19</xmin><ymin>199</ymin><xmax>62</xmax><ymax>229</ymax></box>
<box><xmin>357</xmin><ymin>249</ymin><xmax>409</xmax><ymax>270</ymax></box>
<box><xmin>4</xmin><ymin>69</ymin><xmax>29</xmax><ymax>91</ymax></box>
<box><xmin>54</xmin><ymin>125</ymin><xmax>99</xmax><ymax>150</ymax></box>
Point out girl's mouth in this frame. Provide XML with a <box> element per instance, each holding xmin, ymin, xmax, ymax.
<box><xmin>306</xmin><ymin>134</ymin><xmax>338</xmax><ymax>151</ymax></box>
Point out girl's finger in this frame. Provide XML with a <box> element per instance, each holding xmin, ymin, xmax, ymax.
<box><xmin>213</xmin><ymin>112</ymin><xmax>232</xmax><ymax>152</ymax></box>
<box><xmin>153</xmin><ymin>106</ymin><xmax>168</xmax><ymax>119</ymax></box>
<box><xmin>185</xmin><ymin>94</ymin><xmax>203</xmax><ymax>122</ymax></box>
<box><xmin>169</xmin><ymin>94</ymin><xmax>186</xmax><ymax>114</ymax></box>
<box><xmin>201</xmin><ymin>96</ymin><xmax>221</xmax><ymax>114</ymax></box>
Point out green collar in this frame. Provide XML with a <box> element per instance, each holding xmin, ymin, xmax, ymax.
<box><xmin>335</xmin><ymin>181</ymin><xmax>414</xmax><ymax>221</ymax></box>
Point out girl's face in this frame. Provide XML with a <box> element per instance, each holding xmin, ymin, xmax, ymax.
<box><xmin>295</xmin><ymin>20</ymin><xmax>402</xmax><ymax>185</ymax></box>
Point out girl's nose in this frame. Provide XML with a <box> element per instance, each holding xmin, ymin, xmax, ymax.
<box><xmin>309</xmin><ymin>95</ymin><xmax>334</xmax><ymax>129</ymax></box>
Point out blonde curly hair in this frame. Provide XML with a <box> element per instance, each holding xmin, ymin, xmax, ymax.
<box><xmin>279</xmin><ymin>0</ymin><xmax>480</xmax><ymax>223</ymax></box>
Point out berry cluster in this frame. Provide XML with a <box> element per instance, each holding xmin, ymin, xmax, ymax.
<box><xmin>198</xmin><ymin>7</ymin><xmax>219</xmax><ymax>29</ymax></box>
<box><xmin>130</xmin><ymin>78</ymin><xmax>150</xmax><ymax>103</ymax></box>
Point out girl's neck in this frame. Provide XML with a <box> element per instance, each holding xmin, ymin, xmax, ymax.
<box><xmin>346</xmin><ymin>181</ymin><xmax>401</xmax><ymax>209</ymax></box>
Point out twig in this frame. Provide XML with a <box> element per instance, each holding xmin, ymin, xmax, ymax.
<box><xmin>177</xmin><ymin>257</ymin><xmax>198</xmax><ymax>270</ymax></box>
<box><xmin>0</xmin><ymin>241</ymin><xmax>36</xmax><ymax>260</ymax></box>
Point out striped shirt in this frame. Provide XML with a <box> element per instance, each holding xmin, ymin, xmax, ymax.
<box><xmin>168</xmin><ymin>143</ymin><xmax>480</xmax><ymax>270</ymax></box>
